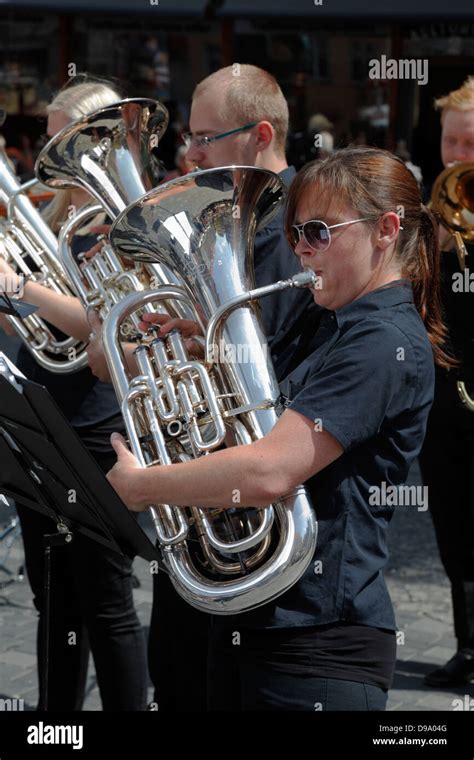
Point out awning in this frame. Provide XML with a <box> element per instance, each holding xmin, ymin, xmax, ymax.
<box><xmin>0</xmin><ymin>0</ymin><xmax>471</xmax><ymax>18</ymax></box>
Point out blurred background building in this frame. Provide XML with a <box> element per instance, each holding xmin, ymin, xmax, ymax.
<box><xmin>1</xmin><ymin>0</ymin><xmax>474</xmax><ymax>182</ymax></box>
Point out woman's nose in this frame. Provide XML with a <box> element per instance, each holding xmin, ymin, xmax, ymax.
<box><xmin>294</xmin><ymin>237</ymin><xmax>313</xmax><ymax>258</ymax></box>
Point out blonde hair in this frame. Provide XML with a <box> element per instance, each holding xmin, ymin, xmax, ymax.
<box><xmin>43</xmin><ymin>80</ymin><xmax>122</xmax><ymax>232</ymax></box>
<box><xmin>434</xmin><ymin>75</ymin><xmax>474</xmax><ymax>122</ymax></box>
<box><xmin>192</xmin><ymin>65</ymin><xmax>289</xmax><ymax>157</ymax></box>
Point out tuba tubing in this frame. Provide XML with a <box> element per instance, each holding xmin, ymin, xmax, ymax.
<box><xmin>0</xmin><ymin>150</ymin><xmax>89</xmax><ymax>373</ymax></box>
<box><xmin>102</xmin><ymin>281</ymin><xmax>318</xmax><ymax>614</ymax></box>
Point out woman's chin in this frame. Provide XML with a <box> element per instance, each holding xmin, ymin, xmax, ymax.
<box><xmin>312</xmin><ymin>290</ymin><xmax>329</xmax><ymax>309</ymax></box>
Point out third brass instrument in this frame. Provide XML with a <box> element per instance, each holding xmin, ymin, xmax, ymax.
<box><xmin>102</xmin><ymin>166</ymin><xmax>318</xmax><ymax>615</ymax></box>
<box><xmin>431</xmin><ymin>162</ymin><xmax>474</xmax><ymax>271</ymax></box>
<box><xmin>431</xmin><ymin>162</ymin><xmax>474</xmax><ymax>410</ymax></box>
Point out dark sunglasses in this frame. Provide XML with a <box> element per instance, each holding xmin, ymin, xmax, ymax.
<box><xmin>289</xmin><ymin>218</ymin><xmax>372</xmax><ymax>253</ymax></box>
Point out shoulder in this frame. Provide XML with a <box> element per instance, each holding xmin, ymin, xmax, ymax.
<box><xmin>330</xmin><ymin>309</ymin><xmax>434</xmax><ymax>409</ymax></box>
<box><xmin>336</xmin><ymin>305</ymin><xmax>433</xmax><ymax>368</ymax></box>
<box><xmin>255</xmin><ymin>205</ymin><xmax>286</xmax><ymax>242</ymax></box>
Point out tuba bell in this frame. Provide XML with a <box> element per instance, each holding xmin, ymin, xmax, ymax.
<box><xmin>102</xmin><ymin>166</ymin><xmax>318</xmax><ymax>615</ymax></box>
<box><xmin>35</xmin><ymin>98</ymin><xmax>185</xmax><ymax>323</ymax></box>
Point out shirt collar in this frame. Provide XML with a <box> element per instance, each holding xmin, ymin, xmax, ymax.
<box><xmin>279</xmin><ymin>166</ymin><xmax>296</xmax><ymax>187</ymax></box>
<box><xmin>331</xmin><ymin>279</ymin><xmax>415</xmax><ymax>328</ymax></box>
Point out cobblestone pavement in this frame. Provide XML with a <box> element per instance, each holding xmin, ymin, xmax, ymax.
<box><xmin>385</xmin><ymin>461</ymin><xmax>474</xmax><ymax>711</ymax></box>
<box><xmin>1</xmin><ymin>335</ymin><xmax>473</xmax><ymax>711</ymax></box>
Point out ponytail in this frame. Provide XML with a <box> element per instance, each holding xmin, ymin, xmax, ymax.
<box><xmin>406</xmin><ymin>205</ymin><xmax>457</xmax><ymax>370</ymax></box>
<box><xmin>285</xmin><ymin>148</ymin><xmax>456</xmax><ymax>370</ymax></box>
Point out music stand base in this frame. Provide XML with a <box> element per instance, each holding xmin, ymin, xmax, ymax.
<box><xmin>41</xmin><ymin>527</ymin><xmax>74</xmax><ymax>712</ymax></box>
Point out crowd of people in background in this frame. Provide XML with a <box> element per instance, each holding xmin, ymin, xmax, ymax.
<box><xmin>2</xmin><ymin>65</ymin><xmax>474</xmax><ymax>711</ymax></box>
<box><xmin>0</xmin><ymin>89</ymin><xmax>423</xmax><ymax>187</ymax></box>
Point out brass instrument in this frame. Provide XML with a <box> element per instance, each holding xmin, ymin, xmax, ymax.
<box><xmin>431</xmin><ymin>162</ymin><xmax>474</xmax><ymax>271</ymax></box>
<box><xmin>102</xmin><ymin>166</ymin><xmax>318</xmax><ymax>615</ymax></box>
<box><xmin>35</xmin><ymin>98</ymin><xmax>187</xmax><ymax>325</ymax></box>
<box><xmin>0</xmin><ymin>149</ymin><xmax>89</xmax><ymax>373</ymax></box>
<box><xmin>431</xmin><ymin>163</ymin><xmax>474</xmax><ymax>410</ymax></box>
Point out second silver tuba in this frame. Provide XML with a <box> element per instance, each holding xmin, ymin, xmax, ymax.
<box><xmin>35</xmin><ymin>98</ymin><xmax>181</xmax><ymax>324</ymax></box>
<box><xmin>103</xmin><ymin>166</ymin><xmax>318</xmax><ymax>615</ymax></box>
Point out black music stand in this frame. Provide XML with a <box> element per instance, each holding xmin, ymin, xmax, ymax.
<box><xmin>0</xmin><ymin>294</ymin><xmax>38</xmax><ymax>319</ymax></box>
<box><xmin>0</xmin><ymin>353</ymin><xmax>160</xmax><ymax>709</ymax></box>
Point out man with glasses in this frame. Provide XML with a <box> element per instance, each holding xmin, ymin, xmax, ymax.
<box><xmin>145</xmin><ymin>64</ymin><xmax>316</xmax><ymax>713</ymax></box>
<box><xmin>179</xmin><ymin>64</ymin><xmax>315</xmax><ymax>357</ymax></box>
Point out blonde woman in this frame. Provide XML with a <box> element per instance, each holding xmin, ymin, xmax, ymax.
<box><xmin>0</xmin><ymin>78</ymin><xmax>148</xmax><ymax>711</ymax></box>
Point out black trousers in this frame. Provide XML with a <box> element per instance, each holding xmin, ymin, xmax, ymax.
<box><xmin>418</xmin><ymin>375</ymin><xmax>474</xmax><ymax>649</ymax></box>
<box><xmin>148</xmin><ymin>572</ymin><xmax>388</xmax><ymax>712</ymax></box>
<box><xmin>148</xmin><ymin>569</ymin><xmax>209</xmax><ymax>711</ymax></box>
<box><xmin>207</xmin><ymin>624</ymin><xmax>388</xmax><ymax>711</ymax></box>
<box><xmin>16</xmin><ymin>450</ymin><xmax>148</xmax><ymax>711</ymax></box>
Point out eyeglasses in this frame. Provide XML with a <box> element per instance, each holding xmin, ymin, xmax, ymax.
<box><xmin>182</xmin><ymin>122</ymin><xmax>258</xmax><ymax>149</ymax></box>
<box><xmin>289</xmin><ymin>218</ymin><xmax>373</xmax><ymax>253</ymax></box>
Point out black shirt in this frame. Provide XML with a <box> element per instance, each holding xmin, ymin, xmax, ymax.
<box><xmin>254</xmin><ymin>166</ymin><xmax>315</xmax><ymax>360</ymax></box>
<box><xmin>215</xmin><ymin>280</ymin><xmax>435</xmax><ymax>632</ymax></box>
<box><xmin>17</xmin><ymin>226</ymin><xmax>124</xmax><ymax>454</ymax></box>
<box><xmin>230</xmin><ymin>622</ymin><xmax>397</xmax><ymax>690</ymax></box>
<box><xmin>427</xmin><ymin>244</ymin><xmax>474</xmax><ymax>428</ymax></box>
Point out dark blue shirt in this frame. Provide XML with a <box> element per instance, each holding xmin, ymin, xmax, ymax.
<box><xmin>17</xmin><ymin>225</ymin><xmax>123</xmax><ymax>453</ymax></box>
<box><xmin>254</xmin><ymin>166</ymin><xmax>315</xmax><ymax>360</ymax></box>
<box><xmin>425</xmin><ymin>245</ymin><xmax>474</xmax><ymax>431</ymax></box>
<box><xmin>221</xmin><ymin>280</ymin><xmax>434</xmax><ymax>630</ymax></box>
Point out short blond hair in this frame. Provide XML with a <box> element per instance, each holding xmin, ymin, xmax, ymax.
<box><xmin>43</xmin><ymin>79</ymin><xmax>121</xmax><ymax>232</ymax></box>
<box><xmin>192</xmin><ymin>64</ymin><xmax>289</xmax><ymax>156</ymax></box>
<box><xmin>46</xmin><ymin>80</ymin><xmax>121</xmax><ymax>121</ymax></box>
<box><xmin>434</xmin><ymin>75</ymin><xmax>474</xmax><ymax>122</ymax></box>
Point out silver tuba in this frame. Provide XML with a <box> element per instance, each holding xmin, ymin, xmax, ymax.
<box><xmin>0</xmin><ymin>149</ymin><xmax>89</xmax><ymax>373</ymax></box>
<box><xmin>103</xmin><ymin>166</ymin><xmax>318</xmax><ymax>615</ymax></box>
<box><xmin>35</xmin><ymin>98</ymin><xmax>185</xmax><ymax>324</ymax></box>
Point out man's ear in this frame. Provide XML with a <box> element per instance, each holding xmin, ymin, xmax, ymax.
<box><xmin>255</xmin><ymin>121</ymin><xmax>274</xmax><ymax>151</ymax></box>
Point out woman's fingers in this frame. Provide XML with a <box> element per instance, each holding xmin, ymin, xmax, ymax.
<box><xmin>159</xmin><ymin>318</ymin><xmax>201</xmax><ymax>338</ymax></box>
<box><xmin>0</xmin><ymin>256</ymin><xmax>15</xmax><ymax>276</ymax></box>
<box><xmin>82</xmin><ymin>225</ymin><xmax>112</xmax><ymax>259</ymax></box>
<box><xmin>89</xmin><ymin>224</ymin><xmax>112</xmax><ymax>235</ymax></box>
<box><xmin>184</xmin><ymin>337</ymin><xmax>205</xmax><ymax>359</ymax></box>
<box><xmin>138</xmin><ymin>313</ymin><xmax>201</xmax><ymax>337</ymax></box>
<box><xmin>138</xmin><ymin>313</ymin><xmax>171</xmax><ymax>332</ymax></box>
<box><xmin>82</xmin><ymin>240</ymin><xmax>105</xmax><ymax>259</ymax></box>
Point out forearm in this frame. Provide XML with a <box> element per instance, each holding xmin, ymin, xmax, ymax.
<box><xmin>107</xmin><ymin>410</ymin><xmax>343</xmax><ymax>512</ymax></box>
<box><xmin>123</xmin><ymin>342</ymin><xmax>139</xmax><ymax>375</ymax></box>
<box><xmin>22</xmin><ymin>281</ymin><xmax>90</xmax><ymax>342</ymax></box>
<box><xmin>132</xmin><ymin>440</ymin><xmax>281</xmax><ymax>510</ymax></box>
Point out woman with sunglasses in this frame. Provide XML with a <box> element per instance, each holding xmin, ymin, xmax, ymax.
<box><xmin>106</xmin><ymin>145</ymin><xmax>452</xmax><ymax>711</ymax></box>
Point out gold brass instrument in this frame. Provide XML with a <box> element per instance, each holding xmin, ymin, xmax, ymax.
<box><xmin>35</xmin><ymin>98</ymin><xmax>187</xmax><ymax>326</ymax></box>
<box><xmin>431</xmin><ymin>162</ymin><xmax>474</xmax><ymax>410</ymax></box>
<box><xmin>102</xmin><ymin>166</ymin><xmax>318</xmax><ymax>615</ymax></box>
<box><xmin>0</xmin><ymin>149</ymin><xmax>89</xmax><ymax>373</ymax></box>
<box><xmin>431</xmin><ymin>162</ymin><xmax>474</xmax><ymax>271</ymax></box>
